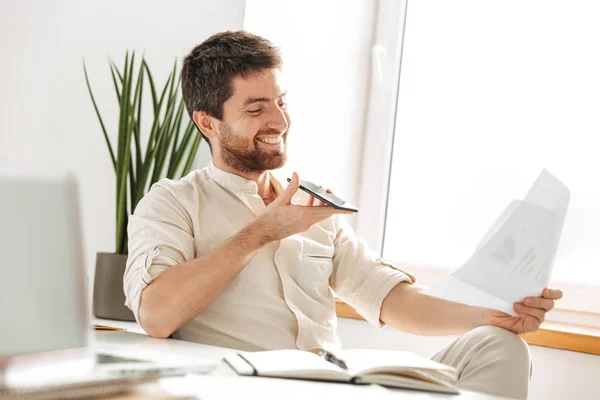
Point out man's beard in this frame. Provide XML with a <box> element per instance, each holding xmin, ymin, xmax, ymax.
<box><xmin>217</xmin><ymin>122</ymin><xmax>288</xmax><ymax>174</ymax></box>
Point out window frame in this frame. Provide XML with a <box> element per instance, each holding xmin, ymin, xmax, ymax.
<box><xmin>354</xmin><ymin>0</ymin><xmax>408</xmax><ymax>255</ymax></box>
<box><xmin>356</xmin><ymin>0</ymin><xmax>600</xmax><ymax>323</ymax></box>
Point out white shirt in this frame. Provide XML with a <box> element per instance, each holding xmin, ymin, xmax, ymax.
<box><xmin>124</xmin><ymin>161</ymin><xmax>415</xmax><ymax>351</ymax></box>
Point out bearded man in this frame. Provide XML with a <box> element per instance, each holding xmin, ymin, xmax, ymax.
<box><xmin>124</xmin><ymin>31</ymin><xmax>563</xmax><ymax>399</ymax></box>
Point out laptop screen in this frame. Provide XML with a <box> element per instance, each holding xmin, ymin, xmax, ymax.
<box><xmin>0</xmin><ymin>170</ymin><xmax>89</xmax><ymax>359</ymax></box>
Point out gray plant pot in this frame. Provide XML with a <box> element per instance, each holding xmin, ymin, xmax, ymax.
<box><xmin>93</xmin><ymin>252</ymin><xmax>136</xmax><ymax>321</ymax></box>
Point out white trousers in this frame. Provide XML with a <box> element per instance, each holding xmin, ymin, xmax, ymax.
<box><xmin>431</xmin><ymin>326</ymin><xmax>532</xmax><ymax>399</ymax></box>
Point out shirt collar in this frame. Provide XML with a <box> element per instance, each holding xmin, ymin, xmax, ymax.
<box><xmin>207</xmin><ymin>160</ymin><xmax>283</xmax><ymax>195</ymax></box>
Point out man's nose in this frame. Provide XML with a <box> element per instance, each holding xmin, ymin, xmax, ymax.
<box><xmin>266</xmin><ymin>106</ymin><xmax>289</xmax><ymax>133</ymax></box>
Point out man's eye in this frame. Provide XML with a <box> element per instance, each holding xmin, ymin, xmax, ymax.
<box><xmin>279</xmin><ymin>102</ymin><xmax>288</xmax><ymax>109</ymax></box>
<box><xmin>248</xmin><ymin>109</ymin><xmax>263</xmax><ymax>114</ymax></box>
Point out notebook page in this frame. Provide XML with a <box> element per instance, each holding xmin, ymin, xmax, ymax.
<box><xmin>340</xmin><ymin>349</ymin><xmax>456</xmax><ymax>379</ymax></box>
<box><xmin>236</xmin><ymin>350</ymin><xmax>349</xmax><ymax>381</ymax></box>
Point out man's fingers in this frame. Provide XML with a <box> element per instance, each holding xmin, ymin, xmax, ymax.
<box><xmin>312</xmin><ymin>186</ymin><xmax>325</xmax><ymax>207</ymax></box>
<box><xmin>515</xmin><ymin>312</ymin><xmax>541</xmax><ymax>330</ymax></box>
<box><xmin>313</xmin><ymin>188</ymin><xmax>334</xmax><ymax>207</ymax></box>
<box><xmin>306</xmin><ymin>194</ymin><xmax>323</xmax><ymax>207</ymax></box>
<box><xmin>514</xmin><ymin>303</ymin><xmax>545</xmax><ymax>323</ymax></box>
<box><xmin>524</xmin><ymin>297</ymin><xmax>555</xmax><ymax>312</ymax></box>
<box><xmin>307</xmin><ymin>205</ymin><xmax>353</xmax><ymax>220</ymax></box>
<box><xmin>279</xmin><ymin>172</ymin><xmax>300</xmax><ymax>204</ymax></box>
<box><xmin>543</xmin><ymin>288</ymin><xmax>563</xmax><ymax>300</ymax></box>
<box><xmin>300</xmin><ymin>205</ymin><xmax>348</xmax><ymax>222</ymax></box>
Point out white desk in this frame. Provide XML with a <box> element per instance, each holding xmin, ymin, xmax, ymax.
<box><xmin>93</xmin><ymin>319</ymin><xmax>503</xmax><ymax>399</ymax></box>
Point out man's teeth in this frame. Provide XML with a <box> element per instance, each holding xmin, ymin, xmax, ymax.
<box><xmin>257</xmin><ymin>137</ymin><xmax>282</xmax><ymax>144</ymax></box>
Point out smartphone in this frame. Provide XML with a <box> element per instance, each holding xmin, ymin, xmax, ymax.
<box><xmin>287</xmin><ymin>178</ymin><xmax>359</xmax><ymax>213</ymax></box>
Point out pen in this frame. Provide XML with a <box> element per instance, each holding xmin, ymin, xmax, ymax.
<box><xmin>319</xmin><ymin>349</ymin><xmax>348</xmax><ymax>370</ymax></box>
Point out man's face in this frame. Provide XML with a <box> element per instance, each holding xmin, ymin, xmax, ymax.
<box><xmin>214</xmin><ymin>69</ymin><xmax>290</xmax><ymax>174</ymax></box>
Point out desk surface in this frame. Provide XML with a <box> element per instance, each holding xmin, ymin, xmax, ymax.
<box><xmin>93</xmin><ymin>319</ymin><xmax>503</xmax><ymax>400</ymax></box>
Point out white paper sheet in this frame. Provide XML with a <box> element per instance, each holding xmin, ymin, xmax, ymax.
<box><xmin>425</xmin><ymin>170</ymin><xmax>570</xmax><ymax>316</ymax></box>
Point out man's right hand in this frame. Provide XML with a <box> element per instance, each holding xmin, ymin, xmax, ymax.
<box><xmin>253</xmin><ymin>172</ymin><xmax>353</xmax><ymax>242</ymax></box>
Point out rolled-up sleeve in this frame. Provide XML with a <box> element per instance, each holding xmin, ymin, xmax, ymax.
<box><xmin>123</xmin><ymin>182</ymin><xmax>195</xmax><ymax>323</ymax></box>
<box><xmin>329</xmin><ymin>215</ymin><xmax>416</xmax><ymax>327</ymax></box>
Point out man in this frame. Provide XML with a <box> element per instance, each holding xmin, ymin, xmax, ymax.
<box><xmin>124</xmin><ymin>31</ymin><xmax>562</xmax><ymax>399</ymax></box>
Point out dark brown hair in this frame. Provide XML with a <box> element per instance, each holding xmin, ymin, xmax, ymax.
<box><xmin>181</xmin><ymin>30</ymin><xmax>282</xmax><ymax>148</ymax></box>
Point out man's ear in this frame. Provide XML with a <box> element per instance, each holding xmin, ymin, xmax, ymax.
<box><xmin>193</xmin><ymin>110</ymin><xmax>217</xmax><ymax>140</ymax></box>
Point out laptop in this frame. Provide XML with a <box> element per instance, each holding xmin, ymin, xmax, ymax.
<box><xmin>0</xmin><ymin>169</ymin><xmax>215</xmax><ymax>398</ymax></box>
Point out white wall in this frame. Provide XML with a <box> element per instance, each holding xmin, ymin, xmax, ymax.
<box><xmin>337</xmin><ymin>318</ymin><xmax>600</xmax><ymax>400</ymax></box>
<box><xmin>0</xmin><ymin>0</ymin><xmax>244</xmax><ymax>291</ymax></box>
<box><xmin>0</xmin><ymin>0</ymin><xmax>374</xmax><ymax>290</ymax></box>
<box><xmin>243</xmin><ymin>0</ymin><xmax>377</xmax><ymax>227</ymax></box>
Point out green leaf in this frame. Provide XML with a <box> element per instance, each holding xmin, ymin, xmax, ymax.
<box><xmin>132</xmin><ymin>60</ymin><xmax>145</xmax><ymax>188</ymax></box>
<box><xmin>111</xmin><ymin>55</ymin><xmax>144</xmax><ymax>221</ymax></box>
<box><xmin>129</xmin><ymin>158</ymin><xmax>136</xmax><ymax>213</ymax></box>
<box><xmin>141</xmin><ymin>69</ymin><xmax>171</xmax><ymax>168</ymax></box>
<box><xmin>119</xmin><ymin>52</ymin><xmax>145</xmax><ymax>249</ymax></box>
<box><xmin>150</xmin><ymin>65</ymin><xmax>178</xmax><ymax>185</ymax></box>
<box><xmin>150</xmin><ymin>103</ymin><xmax>174</xmax><ymax>183</ymax></box>
<box><xmin>182</xmin><ymin>130</ymin><xmax>202</xmax><ymax>176</ymax></box>
<box><xmin>166</xmin><ymin>99</ymin><xmax>186</xmax><ymax>178</ymax></box>
<box><xmin>133</xmin><ymin>64</ymin><xmax>173</xmax><ymax>209</ymax></box>
<box><xmin>83</xmin><ymin>60</ymin><xmax>116</xmax><ymax>170</ymax></box>
<box><xmin>168</xmin><ymin>60</ymin><xmax>179</xmax><ymax>99</ymax></box>
<box><xmin>116</xmin><ymin>51</ymin><xmax>134</xmax><ymax>254</ymax></box>
<box><xmin>109</xmin><ymin>58</ymin><xmax>122</xmax><ymax>102</ymax></box>
<box><xmin>170</xmin><ymin>120</ymin><xmax>195</xmax><ymax>177</ymax></box>
<box><xmin>116</xmin><ymin>52</ymin><xmax>130</xmax><ymax>180</ymax></box>
<box><xmin>120</xmin><ymin>69</ymin><xmax>140</xmax><ymax>253</ymax></box>
<box><xmin>143</xmin><ymin>59</ymin><xmax>159</xmax><ymax>117</ymax></box>
<box><xmin>111</xmin><ymin>57</ymin><xmax>124</xmax><ymax>83</ymax></box>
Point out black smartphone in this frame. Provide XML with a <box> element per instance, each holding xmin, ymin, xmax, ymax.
<box><xmin>287</xmin><ymin>178</ymin><xmax>359</xmax><ymax>213</ymax></box>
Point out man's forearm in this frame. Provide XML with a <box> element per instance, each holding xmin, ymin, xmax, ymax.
<box><xmin>138</xmin><ymin>221</ymin><xmax>272</xmax><ymax>338</ymax></box>
<box><xmin>380</xmin><ymin>282</ymin><xmax>493</xmax><ymax>336</ymax></box>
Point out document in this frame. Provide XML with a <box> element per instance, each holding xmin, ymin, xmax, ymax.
<box><xmin>425</xmin><ymin>170</ymin><xmax>570</xmax><ymax>316</ymax></box>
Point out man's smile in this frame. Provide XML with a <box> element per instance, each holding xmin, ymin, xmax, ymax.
<box><xmin>256</xmin><ymin>135</ymin><xmax>283</xmax><ymax>145</ymax></box>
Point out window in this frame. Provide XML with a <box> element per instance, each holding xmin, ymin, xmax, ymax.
<box><xmin>358</xmin><ymin>0</ymin><xmax>600</xmax><ymax>318</ymax></box>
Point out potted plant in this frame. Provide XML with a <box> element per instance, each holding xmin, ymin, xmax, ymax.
<box><xmin>84</xmin><ymin>52</ymin><xmax>202</xmax><ymax>321</ymax></box>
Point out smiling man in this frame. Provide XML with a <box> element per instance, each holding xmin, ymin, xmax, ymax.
<box><xmin>123</xmin><ymin>31</ymin><xmax>562</xmax><ymax>399</ymax></box>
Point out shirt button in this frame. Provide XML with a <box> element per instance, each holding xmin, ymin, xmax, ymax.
<box><xmin>278</xmin><ymin>255</ymin><xmax>284</xmax><ymax>262</ymax></box>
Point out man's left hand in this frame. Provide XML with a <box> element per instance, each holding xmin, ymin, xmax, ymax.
<box><xmin>489</xmin><ymin>288</ymin><xmax>563</xmax><ymax>335</ymax></box>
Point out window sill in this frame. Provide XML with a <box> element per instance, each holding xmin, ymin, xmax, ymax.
<box><xmin>335</xmin><ymin>300</ymin><xmax>600</xmax><ymax>356</ymax></box>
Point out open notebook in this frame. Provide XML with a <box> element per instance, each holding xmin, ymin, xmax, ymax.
<box><xmin>224</xmin><ymin>349</ymin><xmax>459</xmax><ymax>394</ymax></box>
